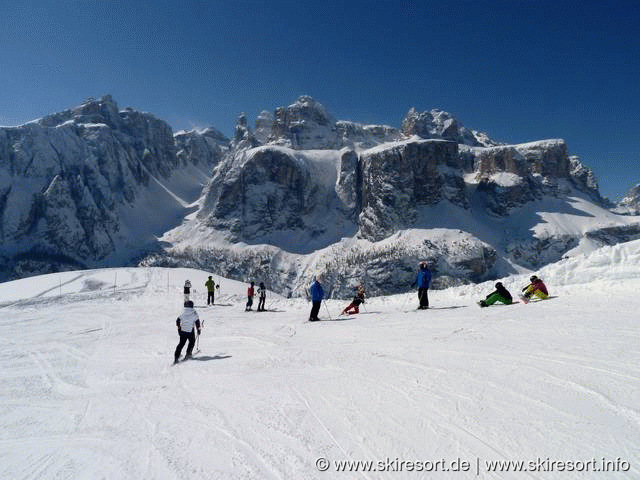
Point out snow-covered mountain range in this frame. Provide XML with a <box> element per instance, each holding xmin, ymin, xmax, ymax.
<box><xmin>0</xmin><ymin>96</ymin><xmax>227</xmax><ymax>279</ymax></box>
<box><xmin>2</xmin><ymin>95</ymin><xmax>640</xmax><ymax>296</ymax></box>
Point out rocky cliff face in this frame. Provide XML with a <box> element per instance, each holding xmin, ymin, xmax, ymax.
<box><xmin>263</xmin><ymin>96</ymin><xmax>401</xmax><ymax>150</ymax></box>
<box><xmin>401</xmin><ymin>108</ymin><xmax>499</xmax><ymax>147</ymax></box>
<box><xmin>617</xmin><ymin>183</ymin><xmax>640</xmax><ymax>214</ymax></box>
<box><xmin>358</xmin><ymin>140</ymin><xmax>465</xmax><ymax>240</ymax></box>
<box><xmin>3</xmin><ymin>95</ymin><xmax>635</xmax><ymax>297</ymax></box>
<box><xmin>157</xmin><ymin>97</ymin><xmax>629</xmax><ymax>297</ymax></box>
<box><xmin>0</xmin><ymin>96</ymin><xmax>228</xmax><ymax>280</ymax></box>
<box><xmin>464</xmin><ymin>140</ymin><xmax>605</xmax><ymax>216</ymax></box>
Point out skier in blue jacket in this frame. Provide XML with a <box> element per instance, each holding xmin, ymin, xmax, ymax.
<box><xmin>308</xmin><ymin>277</ymin><xmax>325</xmax><ymax>322</ymax></box>
<box><xmin>411</xmin><ymin>262</ymin><xmax>432</xmax><ymax>309</ymax></box>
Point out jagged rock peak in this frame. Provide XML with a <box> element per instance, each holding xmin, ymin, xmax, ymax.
<box><xmin>401</xmin><ymin>107</ymin><xmax>499</xmax><ymax>147</ymax></box>
<box><xmin>255</xmin><ymin>110</ymin><xmax>274</xmax><ymax>144</ymax></box>
<box><xmin>282</xmin><ymin>95</ymin><xmax>335</xmax><ymax>125</ymax></box>
<box><xmin>174</xmin><ymin>126</ymin><xmax>228</xmax><ymax>144</ymax></box>
<box><xmin>232</xmin><ymin>112</ymin><xmax>259</xmax><ymax>149</ymax></box>
<box><xmin>270</xmin><ymin>96</ymin><xmax>339</xmax><ymax>150</ymax></box>
<box><xmin>618</xmin><ymin>183</ymin><xmax>640</xmax><ymax>214</ymax></box>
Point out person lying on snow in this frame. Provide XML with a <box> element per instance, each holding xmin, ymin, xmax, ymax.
<box><xmin>521</xmin><ymin>275</ymin><xmax>548</xmax><ymax>302</ymax></box>
<box><xmin>341</xmin><ymin>286</ymin><xmax>365</xmax><ymax>315</ymax></box>
<box><xmin>479</xmin><ymin>282</ymin><xmax>512</xmax><ymax>307</ymax></box>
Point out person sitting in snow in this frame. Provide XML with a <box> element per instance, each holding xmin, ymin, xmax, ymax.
<box><xmin>257</xmin><ymin>282</ymin><xmax>266</xmax><ymax>312</ymax></box>
<box><xmin>174</xmin><ymin>300</ymin><xmax>201</xmax><ymax>363</ymax></box>
<box><xmin>342</xmin><ymin>285</ymin><xmax>365</xmax><ymax>315</ymax></box>
<box><xmin>521</xmin><ymin>275</ymin><xmax>548</xmax><ymax>302</ymax></box>
<box><xmin>479</xmin><ymin>282</ymin><xmax>513</xmax><ymax>307</ymax></box>
<box><xmin>411</xmin><ymin>262</ymin><xmax>432</xmax><ymax>309</ymax></box>
<box><xmin>245</xmin><ymin>281</ymin><xmax>255</xmax><ymax>311</ymax></box>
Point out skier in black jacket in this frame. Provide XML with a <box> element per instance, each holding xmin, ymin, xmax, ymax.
<box><xmin>479</xmin><ymin>282</ymin><xmax>513</xmax><ymax>307</ymax></box>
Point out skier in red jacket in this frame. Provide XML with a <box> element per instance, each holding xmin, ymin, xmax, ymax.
<box><xmin>245</xmin><ymin>281</ymin><xmax>255</xmax><ymax>311</ymax></box>
<box><xmin>521</xmin><ymin>275</ymin><xmax>548</xmax><ymax>302</ymax></box>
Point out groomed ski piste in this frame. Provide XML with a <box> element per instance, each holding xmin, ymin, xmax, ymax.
<box><xmin>1</xmin><ymin>241</ymin><xmax>639</xmax><ymax>479</ymax></box>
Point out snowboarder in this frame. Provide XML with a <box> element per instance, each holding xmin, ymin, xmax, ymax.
<box><xmin>341</xmin><ymin>285</ymin><xmax>365</xmax><ymax>315</ymax></box>
<box><xmin>479</xmin><ymin>282</ymin><xmax>513</xmax><ymax>307</ymax></box>
<box><xmin>257</xmin><ymin>282</ymin><xmax>266</xmax><ymax>311</ymax></box>
<box><xmin>308</xmin><ymin>276</ymin><xmax>324</xmax><ymax>322</ymax></box>
<box><xmin>521</xmin><ymin>275</ymin><xmax>549</xmax><ymax>302</ymax></box>
<box><xmin>245</xmin><ymin>281</ymin><xmax>255</xmax><ymax>311</ymax></box>
<box><xmin>205</xmin><ymin>276</ymin><xmax>217</xmax><ymax>305</ymax></box>
<box><xmin>411</xmin><ymin>262</ymin><xmax>432</xmax><ymax>309</ymax></box>
<box><xmin>183</xmin><ymin>280</ymin><xmax>192</xmax><ymax>305</ymax></box>
<box><xmin>174</xmin><ymin>300</ymin><xmax>201</xmax><ymax>363</ymax></box>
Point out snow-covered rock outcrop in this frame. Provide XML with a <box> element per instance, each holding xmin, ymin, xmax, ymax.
<box><xmin>0</xmin><ymin>96</ymin><xmax>228</xmax><ymax>280</ymax></box>
<box><xmin>401</xmin><ymin>107</ymin><xmax>499</xmax><ymax>147</ymax></box>
<box><xmin>152</xmin><ymin>97</ymin><xmax>639</xmax><ymax>297</ymax></box>
<box><xmin>617</xmin><ymin>183</ymin><xmax>640</xmax><ymax>214</ymax></box>
<box><xmin>3</xmin><ymin>95</ymin><xmax>638</xmax><ymax>297</ymax></box>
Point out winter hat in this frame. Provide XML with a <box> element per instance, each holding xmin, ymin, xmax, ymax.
<box><xmin>495</xmin><ymin>282</ymin><xmax>503</xmax><ymax>288</ymax></box>
<box><xmin>530</xmin><ymin>275</ymin><xmax>538</xmax><ymax>282</ymax></box>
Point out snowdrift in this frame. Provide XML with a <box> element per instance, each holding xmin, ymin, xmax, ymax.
<box><xmin>1</xmin><ymin>242</ymin><xmax>639</xmax><ymax>479</ymax></box>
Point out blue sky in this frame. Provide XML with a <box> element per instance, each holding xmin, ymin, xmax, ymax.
<box><xmin>1</xmin><ymin>0</ymin><xmax>639</xmax><ymax>200</ymax></box>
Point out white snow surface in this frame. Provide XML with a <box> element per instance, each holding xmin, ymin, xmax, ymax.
<box><xmin>1</xmin><ymin>242</ymin><xmax>639</xmax><ymax>479</ymax></box>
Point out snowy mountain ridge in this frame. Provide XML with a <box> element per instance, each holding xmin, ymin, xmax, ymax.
<box><xmin>149</xmin><ymin>96</ymin><xmax>639</xmax><ymax>297</ymax></box>
<box><xmin>0</xmin><ymin>96</ymin><xmax>228</xmax><ymax>280</ymax></box>
<box><xmin>2</xmin><ymin>95</ymin><xmax>640</xmax><ymax>297</ymax></box>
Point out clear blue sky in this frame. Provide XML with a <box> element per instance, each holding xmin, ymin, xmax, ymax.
<box><xmin>1</xmin><ymin>0</ymin><xmax>639</xmax><ymax>200</ymax></box>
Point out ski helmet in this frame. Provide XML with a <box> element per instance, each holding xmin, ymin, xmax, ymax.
<box><xmin>495</xmin><ymin>282</ymin><xmax>503</xmax><ymax>288</ymax></box>
<box><xmin>530</xmin><ymin>275</ymin><xmax>538</xmax><ymax>282</ymax></box>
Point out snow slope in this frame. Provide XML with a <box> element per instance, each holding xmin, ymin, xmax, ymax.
<box><xmin>1</xmin><ymin>242</ymin><xmax>639</xmax><ymax>479</ymax></box>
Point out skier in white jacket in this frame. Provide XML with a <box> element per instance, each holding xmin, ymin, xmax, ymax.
<box><xmin>174</xmin><ymin>300</ymin><xmax>201</xmax><ymax>363</ymax></box>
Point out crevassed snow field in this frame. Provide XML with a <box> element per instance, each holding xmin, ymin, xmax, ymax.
<box><xmin>1</xmin><ymin>242</ymin><xmax>640</xmax><ymax>479</ymax></box>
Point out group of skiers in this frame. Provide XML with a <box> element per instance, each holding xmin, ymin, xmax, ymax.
<box><xmin>245</xmin><ymin>281</ymin><xmax>267</xmax><ymax>311</ymax></box>
<box><xmin>479</xmin><ymin>275</ymin><xmax>549</xmax><ymax>307</ymax></box>
<box><xmin>183</xmin><ymin>276</ymin><xmax>222</xmax><ymax>307</ymax></box>
<box><xmin>174</xmin><ymin>265</ymin><xmax>550</xmax><ymax>361</ymax></box>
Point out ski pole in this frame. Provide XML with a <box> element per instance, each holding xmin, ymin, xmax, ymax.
<box><xmin>400</xmin><ymin>290</ymin><xmax>411</xmax><ymax>310</ymax></box>
<box><xmin>323</xmin><ymin>300</ymin><xmax>333</xmax><ymax>321</ymax></box>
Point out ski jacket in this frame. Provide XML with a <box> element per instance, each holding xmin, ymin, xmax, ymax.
<box><xmin>351</xmin><ymin>290</ymin><xmax>365</xmax><ymax>306</ymax></box>
<box><xmin>247</xmin><ymin>286</ymin><xmax>255</xmax><ymax>298</ymax></box>
<box><xmin>258</xmin><ymin>286</ymin><xmax>266</xmax><ymax>298</ymax></box>
<box><xmin>205</xmin><ymin>279</ymin><xmax>216</xmax><ymax>291</ymax></box>
<box><xmin>177</xmin><ymin>307</ymin><xmax>201</xmax><ymax>333</ymax></box>
<box><xmin>184</xmin><ymin>281</ymin><xmax>191</xmax><ymax>294</ymax></box>
<box><xmin>492</xmin><ymin>284</ymin><xmax>512</xmax><ymax>302</ymax></box>
<box><xmin>415</xmin><ymin>268</ymin><xmax>432</xmax><ymax>289</ymax></box>
<box><xmin>530</xmin><ymin>279</ymin><xmax>548</xmax><ymax>295</ymax></box>
<box><xmin>309</xmin><ymin>281</ymin><xmax>324</xmax><ymax>302</ymax></box>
